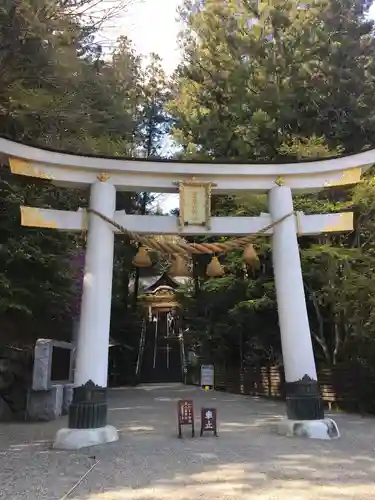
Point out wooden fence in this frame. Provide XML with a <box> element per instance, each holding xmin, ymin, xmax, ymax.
<box><xmin>188</xmin><ymin>363</ymin><xmax>375</xmax><ymax>414</ymax></box>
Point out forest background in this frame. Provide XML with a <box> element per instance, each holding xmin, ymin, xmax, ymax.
<box><xmin>2</xmin><ymin>0</ymin><xmax>375</xmax><ymax>409</ymax></box>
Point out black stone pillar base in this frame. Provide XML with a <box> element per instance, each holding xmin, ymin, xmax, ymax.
<box><xmin>68</xmin><ymin>380</ymin><xmax>107</xmax><ymax>429</ymax></box>
<box><xmin>285</xmin><ymin>374</ymin><xmax>325</xmax><ymax>421</ymax></box>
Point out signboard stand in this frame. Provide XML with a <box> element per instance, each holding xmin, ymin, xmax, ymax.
<box><xmin>200</xmin><ymin>364</ymin><xmax>214</xmax><ymax>391</ymax></box>
<box><xmin>177</xmin><ymin>399</ymin><xmax>195</xmax><ymax>438</ymax></box>
<box><xmin>200</xmin><ymin>408</ymin><xmax>218</xmax><ymax>437</ymax></box>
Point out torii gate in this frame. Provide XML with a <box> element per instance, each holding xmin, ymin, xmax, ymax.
<box><xmin>1</xmin><ymin>137</ymin><xmax>370</xmax><ymax>449</ymax></box>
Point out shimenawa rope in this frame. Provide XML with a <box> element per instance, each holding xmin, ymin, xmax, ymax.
<box><xmin>85</xmin><ymin>209</ymin><xmax>296</xmax><ymax>257</ymax></box>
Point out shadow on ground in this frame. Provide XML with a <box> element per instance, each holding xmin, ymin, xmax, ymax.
<box><xmin>1</xmin><ymin>384</ymin><xmax>375</xmax><ymax>499</ymax></box>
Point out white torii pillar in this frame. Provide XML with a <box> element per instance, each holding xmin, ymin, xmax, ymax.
<box><xmin>54</xmin><ymin>180</ymin><xmax>119</xmax><ymax>449</ymax></box>
<box><xmin>269</xmin><ymin>185</ymin><xmax>339</xmax><ymax>440</ymax></box>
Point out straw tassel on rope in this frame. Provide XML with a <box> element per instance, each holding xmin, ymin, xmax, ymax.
<box><xmin>206</xmin><ymin>256</ymin><xmax>225</xmax><ymax>277</ymax></box>
<box><xmin>243</xmin><ymin>244</ymin><xmax>260</xmax><ymax>269</ymax></box>
<box><xmin>132</xmin><ymin>246</ymin><xmax>152</xmax><ymax>268</ymax></box>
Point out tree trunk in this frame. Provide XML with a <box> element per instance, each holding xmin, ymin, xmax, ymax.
<box><xmin>304</xmin><ymin>281</ymin><xmax>331</xmax><ymax>365</ymax></box>
<box><xmin>332</xmin><ymin>317</ymin><xmax>341</xmax><ymax>365</ymax></box>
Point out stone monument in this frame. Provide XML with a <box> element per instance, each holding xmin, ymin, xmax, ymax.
<box><xmin>27</xmin><ymin>339</ymin><xmax>74</xmax><ymax>421</ymax></box>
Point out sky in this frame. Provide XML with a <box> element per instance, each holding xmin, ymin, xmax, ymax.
<box><xmin>106</xmin><ymin>0</ymin><xmax>183</xmax><ymax>211</ymax></box>
<box><xmin>106</xmin><ymin>0</ymin><xmax>375</xmax><ymax>76</ymax></box>
<box><xmin>104</xmin><ymin>0</ymin><xmax>184</xmax><ymax>75</ymax></box>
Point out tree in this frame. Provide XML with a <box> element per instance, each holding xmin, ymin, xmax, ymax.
<box><xmin>169</xmin><ymin>0</ymin><xmax>375</xmax><ymax>160</ymax></box>
<box><xmin>137</xmin><ymin>53</ymin><xmax>172</xmax><ymax>158</ymax></box>
<box><xmin>0</xmin><ymin>0</ymin><xmax>145</xmax><ymax>346</ymax></box>
<box><xmin>169</xmin><ymin>0</ymin><xmax>375</xmax><ymax>372</ymax></box>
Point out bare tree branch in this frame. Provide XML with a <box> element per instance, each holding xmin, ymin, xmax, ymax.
<box><xmin>64</xmin><ymin>0</ymin><xmax>143</xmax><ymax>32</ymax></box>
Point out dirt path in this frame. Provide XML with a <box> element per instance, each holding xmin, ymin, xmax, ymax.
<box><xmin>0</xmin><ymin>384</ymin><xmax>374</xmax><ymax>499</ymax></box>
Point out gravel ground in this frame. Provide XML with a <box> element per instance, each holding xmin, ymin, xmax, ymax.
<box><xmin>0</xmin><ymin>383</ymin><xmax>375</xmax><ymax>500</ymax></box>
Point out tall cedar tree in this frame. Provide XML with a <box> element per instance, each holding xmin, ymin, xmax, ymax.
<box><xmin>170</xmin><ymin>0</ymin><xmax>375</xmax><ymax>370</ymax></box>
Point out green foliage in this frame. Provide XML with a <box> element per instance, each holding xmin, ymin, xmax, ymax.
<box><xmin>137</xmin><ymin>53</ymin><xmax>173</xmax><ymax>158</ymax></box>
<box><xmin>301</xmin><ymin>244</ymin><xmax>375</xmax><ymax>364</ymax></box>
<box><xmin>3</xmin><ymin>0</ymin><xmax>375</xmax><ymax>394</ymax></box>
<box><xmin>0</xmin><ymin>0</ymin><xmax>168</xmax><ymax>345</ymax></box>
<box><xmin>278</xmin><ymin>135</ymin><xmax>344</xmax><ymax>160</ymax></box>
<box><xmin>171</xmin><ymin>0</ymin><xmax>375</xmax><ymax>373</ymax></box>
<box><xmin>0</xmin><ymin>168</ymin><xmax>82</xmax><ymax>341</ymax></box>
<box><xmin>170</xmin><ymin>0</ymin><xmax>375</xmax><ymax>159</ymax></box>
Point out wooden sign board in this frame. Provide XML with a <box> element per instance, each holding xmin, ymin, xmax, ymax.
<box><xmin>178</xmin><ymin>179</ymin><xmax>212</xmax><ymax>229</ymax></box>
<box><xmin>178</xmin><ymin>399</ymin><xmax>195</xmax><ymax>438</ymax></box>
<box><xmin>200</xmin><ymin>407</ymin><xmax>218</xmax><ymax>437</ymax></box>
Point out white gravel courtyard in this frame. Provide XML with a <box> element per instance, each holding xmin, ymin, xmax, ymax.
<box><xmin>0</xmin><ymin>383</ymin><xmax>375</xmax><ymax>500</ymax></box>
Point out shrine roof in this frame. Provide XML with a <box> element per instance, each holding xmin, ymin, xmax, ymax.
<box><xmin>128</xmin><ymin>273</ymin><xmax>190</xmax><ymax>293</ymax></box>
